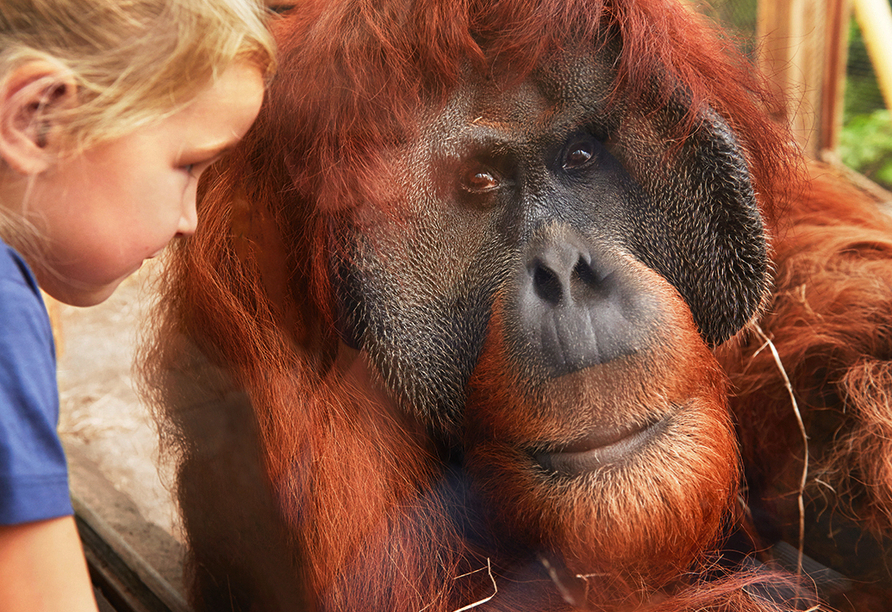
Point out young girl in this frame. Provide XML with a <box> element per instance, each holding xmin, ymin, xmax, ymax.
<box><xmin>0</xmin><ymin>1</ymin><xmax>274</xmax><ymax>609</ymax></box>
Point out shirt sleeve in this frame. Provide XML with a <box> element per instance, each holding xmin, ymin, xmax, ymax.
<box><xmin>0</xmin><ymin>257</ymin><xmax>72</xmax><ymax>524</ymax></box>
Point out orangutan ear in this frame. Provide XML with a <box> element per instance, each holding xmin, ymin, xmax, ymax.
<box><xmin>0</xmin><ymin>61</ymin><xmax>77</xmax><ymax>175</ymax></box>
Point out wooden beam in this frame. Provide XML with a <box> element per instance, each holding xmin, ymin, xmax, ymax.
<box><xmin>757</xmin><ymin>0</ymin><xmax>829</xmax><ymax>156</ymax></box>
<box><xmin>820</xmin><ymin>0</ymin><xmax>852</xmax><ymax>154</ymax></box>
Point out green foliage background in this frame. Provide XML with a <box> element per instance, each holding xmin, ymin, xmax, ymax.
<box><xmin>839</xmin><ymin>16</ymin><xmax>892</xmax><ymax>189</ymax></box>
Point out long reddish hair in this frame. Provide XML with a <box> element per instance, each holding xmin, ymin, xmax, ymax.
<box><xmin>152</xmin><ymin>0</ymin><xmax>798</xmax><ymax>504</ymax></box>
<box><xmin>141</xmin><ymin>1</ymin><xmax>804</xmax><ymax>609</ymax></box>
<box><xmin>721</xmin><ymin>169</ymin><xmax>892</xmax><ymax>536</ymax></box>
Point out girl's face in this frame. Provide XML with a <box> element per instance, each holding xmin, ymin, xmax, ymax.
<box><xmin>22</xmin><ymin>62</ymin><xmax>264</xmax><ymax>306</ymax></box>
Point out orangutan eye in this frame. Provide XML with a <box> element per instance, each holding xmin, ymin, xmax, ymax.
<box><xmin>563</xmin><ymin>137</ymin><xmax>598</xmax><ymax>171</ymax></box>
<box><xmin>461</xmin><ymin>167</ymin><xmax>501</xmax><ymax>193</ymax></box>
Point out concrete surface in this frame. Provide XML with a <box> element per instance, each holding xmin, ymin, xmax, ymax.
<box><xmin>54</xmin><ymin>260</ymin><xmax>186</xmax><ymax>597</ymax></box>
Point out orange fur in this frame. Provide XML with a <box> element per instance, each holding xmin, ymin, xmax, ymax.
<box><xmin>133</xmin><ymin>1</ymin><xmax>882</xmax><ymax>611</ymax></box>
<box><xmin>718</xmin><ymin>167</ymin><xmax>892</xmax><ymax>608</ymax></box>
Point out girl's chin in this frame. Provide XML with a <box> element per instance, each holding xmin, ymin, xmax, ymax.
<box><xmin>34</xmin><ymin>259</ymin><xmax>145</xmax><ymax>307</ymax></box>
<box><xmin>41</xmin><ymin>276</ymin><xmax>128</xmax><ymax>307</ymax></box>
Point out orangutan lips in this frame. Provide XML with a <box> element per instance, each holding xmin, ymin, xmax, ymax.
<box><xmin>533</xmin><ymin>416</ymin><xmax>670</xmax><ymax>475</ymax></box>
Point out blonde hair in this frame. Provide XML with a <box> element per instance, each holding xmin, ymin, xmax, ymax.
<box><xmin>0</xmin><ymin>0</ymin><xmax>276</xmax><ymax>148</ymax></box>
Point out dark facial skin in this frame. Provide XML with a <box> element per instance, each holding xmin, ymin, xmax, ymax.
<box><xmin>336</xmin><ymin>52</ymin><xmax>767</xmax><ymax>436</ymax></box>
<box><xmin>330</xmin><ymin>52</ymin><xmax>766</xmax><ymax>585</ymax></box>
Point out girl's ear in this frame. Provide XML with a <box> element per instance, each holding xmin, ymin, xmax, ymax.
<box><xmin>0</xmin><ymin>61</ymin><xmax>77</xmax><ymax>175</ymax></box>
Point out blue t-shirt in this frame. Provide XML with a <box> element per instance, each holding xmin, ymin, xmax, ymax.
<box><xmin>0</xmin><ymin>238</ymin><xmax>72</xmax><ymax>524</ymax></box>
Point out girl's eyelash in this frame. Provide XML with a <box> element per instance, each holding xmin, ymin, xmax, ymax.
<box><xmin>182</xmin><ymin>155</ymin><xmax>223</xmax><ymax>177</ymax></box>
<box><xmin>181</xmin><ymin>151</ymin><xmax>227</xmax><ymax>177</ymax></box>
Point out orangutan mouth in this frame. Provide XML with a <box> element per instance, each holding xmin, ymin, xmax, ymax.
<box><xmin>533</xmin><ymin>416</ymin><xmax>670</xmax><ymax>475</ymax></box>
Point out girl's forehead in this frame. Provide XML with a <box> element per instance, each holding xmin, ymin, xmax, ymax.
<box><xmin>162</xmin><ymin>63</ymin><xmax>265</xmax><ymax>153</ymax></box>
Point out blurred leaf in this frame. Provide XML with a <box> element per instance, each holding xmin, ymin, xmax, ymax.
<box><xmin>840</xmin><ymin>110</ymin><xmax>892</xmax><ymax>190</ymax></box>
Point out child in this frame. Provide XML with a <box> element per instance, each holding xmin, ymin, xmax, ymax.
<box><xmin>0</xmin><ymin>0</ymin><xmax>274</xmax><ymax>609</ymax></box>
